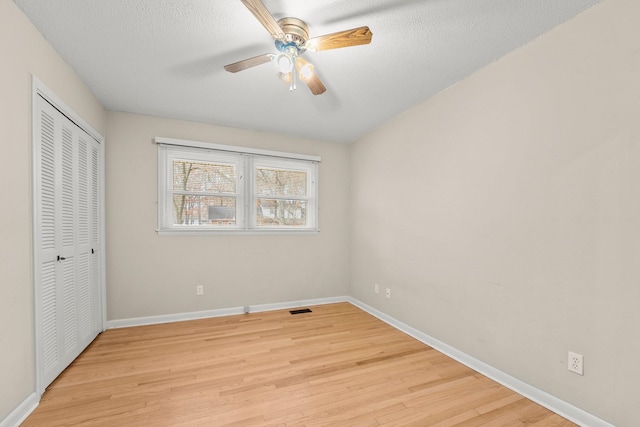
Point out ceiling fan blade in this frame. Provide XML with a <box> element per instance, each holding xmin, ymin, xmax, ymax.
<box><xmin>277</xmin><ymin>72</ymin><xmax>292</xmax><ymax>83</ymax></box>
<box><xmin>295</xmin><ymin>59</ymin><xmax>326</xmax><ymax>95</ymax></box>
<box><xmin>305</xmin><ymin>26</ymin><xmax>372</xmax><ymax>52</ymax></box>
<box><xmin>224</xmin><ymin>54</ymin><xmax>273</xmax><ymax>73</ymax></box>
<box><xmin>302</xmin><ymin>73</ymin><xmax>327</xmax><ymax>95</ymax></box>
<box><xmin>240</xmin><ymin>0</ymin><xmax>285</xmax><ymax>40</ymax></box>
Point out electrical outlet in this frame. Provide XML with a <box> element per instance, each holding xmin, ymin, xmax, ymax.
<box><xmin>196</xmin><ymin>285</ymin><xmax>204</xmax><ymax>296</ymax></box>
<box><xmin>385</xmin><ymin>288</ymin><xmax>391</xmax><ymax>299</ymax></box>
<box><xmin>374</xmin><ymin>284</ymin><xmax>379</xmax><ymax>294</ymax></box>
<box><xmin>568</xmin><ymin>351</ymin><xmax>584</xmax><ymax>375</ymax></box>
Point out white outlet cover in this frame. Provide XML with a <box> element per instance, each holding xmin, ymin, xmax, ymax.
<box><xmin>568</xmin><ymin>351</ymin><xmax>584</xmax><ymax>375</ymax></box>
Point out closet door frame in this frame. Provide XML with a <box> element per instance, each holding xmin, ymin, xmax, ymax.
<box><xmin>31</xmin><ymin>77</ymin><xmax>106</xmax><ymax>395</ymax></box>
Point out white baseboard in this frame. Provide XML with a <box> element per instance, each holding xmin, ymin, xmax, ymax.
<box><xmin>346</xmin><ymin>297</ymin><xmax>614</xmax><ymax>427</ymax></box>
<box><xmin>106</xmin><ymin>296</ymin><xmax>349</xmax><ymax>329</ymax></box>
<box><xmin>0</xmin><ymin>392</ymin><xmax>39</xmax><ymax>427</ymax></box>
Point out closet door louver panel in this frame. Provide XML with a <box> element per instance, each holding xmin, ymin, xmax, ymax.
<box><xmin>77</xmin><ymin>136</ymin><xmax>93</xmax><ymax>342</ymax></box>
<box><xmin>39</xmin><ymin>110</ymin><xmax>56</xmax><ymax>252</ymax></box>
<box><xmin>78</xmin><ymin>138</ymin><xmax>89</xmax><ymax>245</ymax></box>
<box><xmin>41</xmin><ymin>260</ymin><xmax>58</xmax><ymax>377</ymax></box>
<box><xmin>78</xmin><ymin>252</ymin><xmax>91</xmax><ymax>340</ymax></box>
<box><xmin>62</xmin><ymin>258</ymin><xmax>77</xmax><ymax>354</ymax></box>
<box><xmin>37</xmin><ymin>104</ymin><xmax>61</xmax><ymax>385</ymax></box>
<box><xmin>61</xmin><ymin>127</ymin><xmax>75</xmax><ymax>249</ymax></box>
<box><xmin>60</xmin><ymin>121</ymin><xmax>77</xmax><ymax>358</ymax></box>
<box><xmin>89</xmin><ymin>141</ymin><xmax>102</xmax><ymax>336</ymax></box>
<box><xmin>35</xmin><ymin>95</ymin><xmax>102</xmax><ymax>392</ymax></box>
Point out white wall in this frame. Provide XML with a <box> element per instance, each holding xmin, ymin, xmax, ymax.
<box><xmin>0</xmin><ymin>0</ymin><xmax>105</xmax><ymax>420</ymax></box>
<box><xmin>105</xmin><ymin>112</ymin><xmax>350</xmax><ymax>321</ymax></box>
<box><xmin>350</xmin><ymin>0</ymin><xmax>639</xmax><ymax>425</ymax></box>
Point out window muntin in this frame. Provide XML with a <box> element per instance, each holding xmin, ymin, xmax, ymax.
<box><xmin>158</xmin><ymin>143</ymin><xmax>318</xmax><ymax>234</ymax></box>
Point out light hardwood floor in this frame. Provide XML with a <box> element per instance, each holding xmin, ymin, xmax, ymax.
<box><xmin>22</xmin><ymin>303</ymin><xmax>576</xmax><ymax>426</ymax></box>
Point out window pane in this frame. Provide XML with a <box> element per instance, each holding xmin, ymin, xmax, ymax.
<box><xmin>255</xmin><ymin>167</ymin><xmax>306</xmax><ymax>197</ymax></box>
<box><xmin>256</xmin><ymin>198</ymin><xmax>306</xmax><ymax>227</ymax></box>
<box><xmin>173</xmin><ymin>160</ymin><xmax>236</xmax><ymax>193</ymax></box>
<box><xmin>173</xmin><ymin>195</ymin><xmax>236</xmax><ymax>226</ymax></box>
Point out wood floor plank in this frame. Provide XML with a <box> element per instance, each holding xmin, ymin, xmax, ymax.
<box><xmin>22</xmin><ymin>302</ymin><xmax>576</xmax><ymax>426</ymax></box>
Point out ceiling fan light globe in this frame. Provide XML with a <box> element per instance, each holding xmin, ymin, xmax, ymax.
<box><xmin>294</xmin><ymin>57</ymin><xmax>314</xmax><ymax>80</ymax></box>
<box><xmin>276</xmin><ymin>53</ymin><xmax>293</xmax><ymax>73</ymax></box>
<box><xmin>300</xmin><ymin>63</ymin><xmax>314</xmax><ymax>80</ymax></box>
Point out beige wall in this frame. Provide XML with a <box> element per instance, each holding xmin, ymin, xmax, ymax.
<box><xmin>0</xmin><ymin>0</ymin><xmax>105</xmax><ymax>420</ymax></box>
<box><xmin>105</xmin><ymin>112</ymin><xmax>350</xmax><ymax>320</ymax></box>
<box><xmin>350</xmin><ymin>0</ymin><xmax>639</xmax><ymax>425</ymax></box>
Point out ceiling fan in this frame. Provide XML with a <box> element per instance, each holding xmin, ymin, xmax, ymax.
<box><xmin>224</xmin><ymin>0</ymin><xmax>373</xmax><ymax>95</ymax></box>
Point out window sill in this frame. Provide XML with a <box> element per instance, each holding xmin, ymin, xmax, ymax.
<box><xmin>156</xmin><ymin>228</ymin><xmax>319</xmax><ymax>237</ymax></box>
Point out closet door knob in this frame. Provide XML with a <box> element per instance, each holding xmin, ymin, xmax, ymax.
<box><xmin>57</xmin><ymin>255</ymin><xmax>66</xmax><ymax>261</ymax></box>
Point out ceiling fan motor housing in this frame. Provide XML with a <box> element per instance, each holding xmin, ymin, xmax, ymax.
<box><xmin>277</xmin><ymin>17</ymin><xmax>309</xmax><ymax>47</ymax></box>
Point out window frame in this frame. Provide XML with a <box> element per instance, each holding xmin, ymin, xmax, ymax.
<box><xmin>156</xmin><ymin>137</ymin><xmax>320</xmax><ymax>235</ymax></box>
<box><xmin>251</xmin><ymin>156</ymin><xmax>317</xmax><ymax>231</ymax></box>
<box><xmin>160</xmin><ymin>147</ymin><xmax>245</xmax><ymax>230</ymax></box>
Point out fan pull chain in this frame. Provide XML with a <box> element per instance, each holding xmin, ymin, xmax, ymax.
<box><xmin>290</xmin><ymin>70</ymin><xmax>296</xmax><ymax>91</ymax></box>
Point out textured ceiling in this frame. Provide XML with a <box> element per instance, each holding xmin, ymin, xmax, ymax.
<box><xmin>14</xmin><ymin>0</ymin><xmax>599</xmax><ymax>143</ymax></box>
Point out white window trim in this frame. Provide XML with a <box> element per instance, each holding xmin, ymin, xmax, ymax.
<box><xmin>155</xmin><ymin>137</ymin><xmax>321</xmax><ymax>162</ymax></box>
<box><xmin>156</xmin><ymin>137</ymin><xmax>320</xmax><ymax>236</ymax></box>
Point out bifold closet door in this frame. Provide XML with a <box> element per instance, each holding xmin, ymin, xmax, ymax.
<box><xmin>34</xmin><ymin>95</ymin><xmax>102</xmax><ymax>391</ymax></box>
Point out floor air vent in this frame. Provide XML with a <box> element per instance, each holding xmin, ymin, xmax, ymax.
<box><xmin>289</xmin><ymin>308</ymin><xmax>312</xmax><ymax>315</ymax></box>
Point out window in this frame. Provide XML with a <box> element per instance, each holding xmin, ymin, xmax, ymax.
<box><xmin>157</xmin><ymin>138</ymin><xmax>319</xmax><ymax>234</ymax></box>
